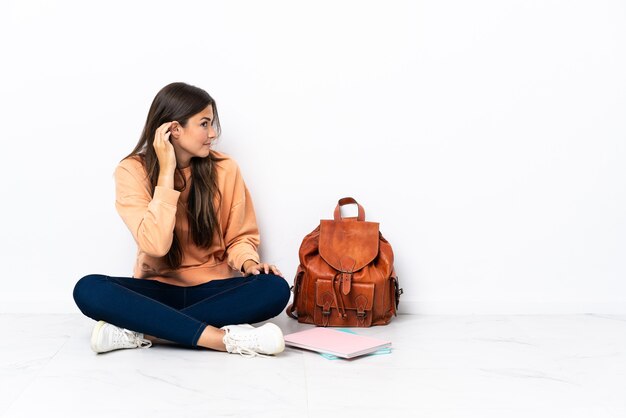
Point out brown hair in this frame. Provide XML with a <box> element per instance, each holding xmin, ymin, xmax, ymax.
<box><xmin>124</xmin><ymin>82</ymin><xmax>223</xmax><ymax>269</ymax></box>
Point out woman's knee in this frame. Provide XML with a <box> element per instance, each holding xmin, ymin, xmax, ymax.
<box><xmin>259</xmin><ymin>274</ymin><xmax>291</xmax><ymax>312</ymax></box>
<box><xmin>73</xmin><ymin>274</ymin><xmax>108</xmax><ymax>316</ymax></box>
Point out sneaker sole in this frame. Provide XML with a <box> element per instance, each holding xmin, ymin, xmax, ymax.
<box><xmin>90</xmin><ymin>320</ymin><xmax>106</xmax><ymax>353</ymax></box>
<box><xmin>262</xmin><ymin>323</ymin><xmax>285</xmax><ymax>354</ymax></box>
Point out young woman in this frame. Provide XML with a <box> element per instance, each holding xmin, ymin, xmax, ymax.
<box><xmin>73</xmin><ymin>82</ymin><xmax>291</xmax><ymax>357</ymax></box>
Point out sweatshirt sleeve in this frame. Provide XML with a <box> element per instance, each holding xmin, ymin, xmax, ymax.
<box><xmin>223</xmin><ymin>166</ymin><xmax>261</xmax><ymax>272</ymax></box>
<box><xmin>114</xmin><ymin>162</ymin><xmax>181</xmax><ymax>258</ymax></box>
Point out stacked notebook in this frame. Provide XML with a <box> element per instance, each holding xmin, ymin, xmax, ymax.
<box><xmin>284</xmin><ymin>327</ymin><xmax>392</xmax><ymax>359</ymax></box>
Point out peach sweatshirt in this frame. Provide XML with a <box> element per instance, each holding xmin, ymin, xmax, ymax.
<box><xmin>114</xmin><ymin>150</ymin><xmax>261</xmax><ymax>286</ymax></box>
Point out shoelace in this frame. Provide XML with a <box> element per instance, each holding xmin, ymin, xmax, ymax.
<box><xmin>223</xmin><ymin>331</ymin><xmax>269</xmax><ymax>358</ymax></box>
<box><xmin>116</xmin><ymin>327</ymin><xmax>152</xmax><ymax>349</ymax></box>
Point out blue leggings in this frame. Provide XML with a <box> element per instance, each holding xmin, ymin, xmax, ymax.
<box><xmin>73</xmin><ymin>273</ymin><xmax>291</xmax><ymax>347</ymax></box>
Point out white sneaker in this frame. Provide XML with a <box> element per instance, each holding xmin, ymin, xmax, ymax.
<box><xmin>90</xmin><ymin>320</ymin><xmax>152</xmax><ymax>354</ymax></box>
<box><xmin>221</xmin><ymin>323</ymin><xmax>285</xmax><ymax>357</ymax></box>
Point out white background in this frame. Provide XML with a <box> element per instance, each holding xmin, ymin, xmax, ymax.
<box><xmin>0</xmin><ymin>0</ymin><xmax>624</xmax><ymax>314</ymax></box>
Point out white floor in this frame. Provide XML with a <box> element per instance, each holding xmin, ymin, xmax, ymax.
<box><xmin>1</xmin><ymin>313</ymin><xmax>625</xmax><ymax>418</ymax></box>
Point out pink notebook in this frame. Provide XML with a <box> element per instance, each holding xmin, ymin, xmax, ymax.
<box><xmin>284</xmin><ymin>328</ymin><xmax>392</xmax><ymax>359</ymax></box>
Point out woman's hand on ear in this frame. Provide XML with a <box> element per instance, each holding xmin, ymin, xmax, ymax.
<box><xmin>153</xmin><ymin>121</ymin><xmax>177</xmax><ymax>173</ymax></box>
<box><xmin>242</xmin><ymin>260</ymin><xmax>283</xmax><ymax>277</ymax></box>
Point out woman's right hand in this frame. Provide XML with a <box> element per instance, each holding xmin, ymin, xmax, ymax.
<box><xmin>153</xmin><ymin>122</ymin><xmax>177</xmax><ymax>173</ymax></box>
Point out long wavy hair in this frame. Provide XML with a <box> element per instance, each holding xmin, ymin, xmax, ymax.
<box><xmin>124</xmin><ymin>82</ymin><xmax>223</xmax><ymax>269</ymax></box>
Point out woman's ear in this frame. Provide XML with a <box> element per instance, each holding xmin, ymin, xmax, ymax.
<box><xmin>170</xmin><ymin>121</ymin><xmax>180</xmax><ymax>139</ymax></box>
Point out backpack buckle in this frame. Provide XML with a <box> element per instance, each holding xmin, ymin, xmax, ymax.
<box><xmin>322</xmin><ymin>299</ymin><xmax>332</xmax><ymax>316</ymax></box>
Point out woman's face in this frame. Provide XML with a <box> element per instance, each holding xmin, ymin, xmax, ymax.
<box><xmin>171</xmin><ymin>105</ymin><xmax>217</xmax><ymax>166</ymax></box>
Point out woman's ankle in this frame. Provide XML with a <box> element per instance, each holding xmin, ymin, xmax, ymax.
<box><xmin>197</xmin><ymin>326</ymin><xmax>227</xmax><ymax>351</ymax></box>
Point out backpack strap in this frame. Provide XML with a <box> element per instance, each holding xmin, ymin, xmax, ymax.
<box><xmin>392</xmin><ymin>275</ymin><xmax>403</xmax><ymax>314</ymax></box>
<box><xmin>286</xmin><ymin>268</ymin><xmax>304</xmax><ymax>319</ymax></box>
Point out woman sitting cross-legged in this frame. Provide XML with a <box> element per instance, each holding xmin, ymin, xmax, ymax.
<box><xmin>73</xmin><ymin>82</ymin><xmax>290</xmax><ymax>357</ymax></box>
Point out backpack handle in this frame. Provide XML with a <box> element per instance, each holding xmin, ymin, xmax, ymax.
<box><xmin>333</xmin><ymin>197</ymin><xmax>366</xmax><ymax>221</ymax></box>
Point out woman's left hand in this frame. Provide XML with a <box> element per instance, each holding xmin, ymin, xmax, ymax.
<box><xmin>242</xmin><ymin>260</ymin><xmax>283</xmax><ymax>277</ymax></box>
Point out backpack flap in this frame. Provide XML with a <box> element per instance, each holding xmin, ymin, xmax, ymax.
<box><xmin>319</xmin><ymin>219</ymin><xmax>380</xmax><ymax>295</ymax></box>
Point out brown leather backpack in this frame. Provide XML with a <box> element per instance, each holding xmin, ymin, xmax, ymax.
<box><xmin>286</xmin><ymin>197</ymin><xmax>403</xmax><ymax>327</ymax></box>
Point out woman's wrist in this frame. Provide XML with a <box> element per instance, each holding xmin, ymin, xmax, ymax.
<box><xmin>242</xmin><ymin>259</ymin><xmax>257</xmax><ymax>273</ymax></box>
<box><xmin>157</xmin><ymin>171</ymin><xmax>175</xmax><ymax>189</ymax></box>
